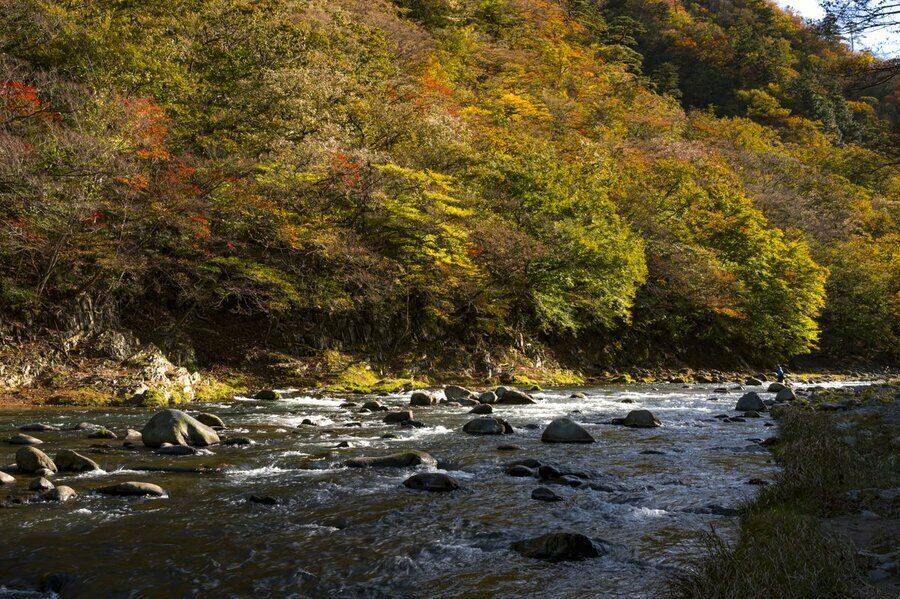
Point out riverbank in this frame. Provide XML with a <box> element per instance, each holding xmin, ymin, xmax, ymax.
<box><xmin>668</xmin><ymin>383</ymin><xmax>900</xmax><ymax>598</ymax></box>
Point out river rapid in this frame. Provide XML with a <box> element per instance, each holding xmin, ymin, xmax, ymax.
<box><xmin>0</xmin><ymin>381</ymin><xmax>865</xmax><ymax>598</ymax></box>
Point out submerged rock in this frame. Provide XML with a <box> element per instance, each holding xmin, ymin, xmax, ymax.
<box><xmin>622</xmin><ymin>410</ymin><xmax>662</xmax><ymax>428</ymax></box>
<box><xmin>16</xmin><ymin>446</ymin><xmax>57</xmax><ymax>474</ymax></box>
<box><xmin>344</xmin><ymin>451</ymin><xmax>437</xmax><ymax>468</ymax></box>
<box><xmin>8</xmin><ymin>433</ymin><xmax>42</xmax><ymax>445</ymax></box>
<box><xmin>248</xmin><ymin>494</ymin><xmax>278</xmax><ymax>505</ymax></box>
<box><xmin>403</xmin><ymin>473</ymin><xmax>460</xmax><ymax>492</ymax></box>
<box><xmin>140</xmin><ymin>409</ymin><xmax>220</xmax><ymax>448</ymax></box>
<box><xmin>97</xmin><ymin>482</ymin><xmax>167</xmax><ymax>497</ymax></box>
<box><xmin>155</xmin><ymin>444</ymin><xmax>198</xmax><ymax>456</ymax></box>
<box><xmin>511</xmin><ymin>532</ymin><xmax>601</xmax><ymax>561</ymax></box>
<box><xmin>505</xmin><ymin>465</ymin><xmax>535</xmax><ymax>477</ymax></box>
<box><xmin>531</xmin><ymin>487</ymin><xmax>563</xmax><ymax>502</ymax></box>
<box><xmin>541</xmin><ymin>417</ymin><xmax>595</xmax><ymax>443</ymax></box>
<box><xmin>87</xmin><ymin>428</ymin><xmax>117</xmax><ymax>439</ymax></box>
<box><xmin>19</xmin><ymin>423</ymin><xmax>57</xmax><ymax>432</ymax></box>
<box><xmin>223</xmin><ymin>437</ymin><xmax>254</xmax><ymax>446</ymax></box>
<box><xmin>54</xmin><ymin>450</ymin><xmax>101</xmax><ymax>473</ymax></box>
<box><xmin>463</xmin><ymin>417</ymin><xmax>513</xmax><ymax>435</ymax></box>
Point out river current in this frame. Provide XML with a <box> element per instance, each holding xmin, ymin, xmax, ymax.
<box><xmin>0</xmin><ymin>381</ymin><xmax>861</xmax><ymax>598</ymax></box>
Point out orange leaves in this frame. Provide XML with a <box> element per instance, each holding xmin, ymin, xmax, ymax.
<box><xmin>0</xmin><ymin>80</ymin><xmax>58</xmax><ymax>122</ymax></box>
<box><xmin>330</xmin><ymin>151</ymin><xmax>362</xmax><ymax>189</ymax></box>
<box><xmin>123</xmin><ymin>97</ymin><xmax>170</xmax><ymax>161</ymax></box>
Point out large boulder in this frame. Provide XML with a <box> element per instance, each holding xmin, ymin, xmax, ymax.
<box><xmin>54</xmin><ymin>450</ymin><xmax>101</xmax><ymax>473</ymax></box>
<box><xmin>767</xmin><ymin>382</ymin><xmax>787</xmax><ymax>393</ymax></box>
<box><xmin>409</xmin><ymin>392</ymin><xmax>435</xmax><ymax>407</ymax></box>
<box><xmin>477</xmin><ymin>391</ymin><xmax>497</xmax><ymax>404</ymax></box>
<box><xmin>140</xmin><ymin>409</ymin><xmax>220</xmax><ymax>448</ymax></box>
<box><xmin>463</xmin><ymin>417</ymin><xmax>513</xmax><ymax>435</ymax></box>
<box><xmin>8</xmin><ymin>434</ymin><xmax>42</xmax><ymax>445</ymax></box>
<box><xmin>344</xmin><ymin>451</ymin><xmax>437</xmax><ymax>468</ymax></box>
<box><xmin>384</xmin><ymin>410</ymin><xmax>414</xmax><ymax>424</ymax></box>
<box><xmin>622</xmin><ymin>410</ymin><xmax>662</xmax><ymax>428</ymax></box>
<box><xmin>511</xmin><ymin>532</ymin><xmax>601</xmax><ymax>561</ymax></box>
<box><xmin>444</xmin><ymin>385</ymin><xmax>476</xmax><ymax>401</ymax></box>
<box><xmin>775</xmin><ymin>388</ymin><xmax>797</xmax><ymax>402</ymax></box>
<box><xmin>15</xmin><ymin>446</ymin><xmax>57</xmax><ymax>474</ymax></box>
<box><xmin>194</xmin><ymin>413</ymin><xmax>225</xmax><ymax>428</ymax></box>
<box><xmin>403</xmin><ymin>473</ymin><xmax>460</xmax><ymax>492</ymax></box>
<box><xmin>97</xmin><ymin>482</ymin><xmax>167</xmax><ymax>497</ymax></box>
<box><xmin>495</xmin><ymin>389</ymin><xmax>537</xmax><ymax>405</ymax></box>
<box><xmin>735</xmin><ymin>392</ymin><xmax>767</xmax><ymax>412</ymax></box>
<box><xmin>541</xmin><ymin>418</ymin><xmax>595</xmax><ymax>443</ymax></box>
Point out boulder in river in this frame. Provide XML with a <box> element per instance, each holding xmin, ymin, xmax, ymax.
<box><xmin>403</xmin><ymin>473</ymin><xmax>460</xmax><ymax>492</ymax></box>
<box><xmin>470</xmin><ymin>404</ymin><xmax>493</xmax><ymax>415</ymax></box>
<box><xmin>42</xmin><ymin>485</ymin><xmax>77</xmax><ymax>502</ymax></box>
<box><xmin>478</xmin><ymin>391</ymin><xmax>497</xmax><ymax>404</ymax></box>
<box><xmin>344</xmin><ymin>451</ymin><xmax>437</xmax><ymax>469</ymax></box>
<box><xmin>384</xmin><ymin>410</ymin><xmax>414</xmax><ymax>424</ymax></box>
<box><xmin>224</xmin><ymin>437</ymin><xmax>254</xmax><ymax>446</ymax></box>
<box><xmin>16</xmin><ymin>446</ymin><xmax>57</xmax><ymax>474</ymax></box>
<box><xmin>140</xmin><ymin>409</ymin><xmax>220</xmax><ymax>448</ymax></box>
<box><xmin>495</xmin><ymin>389</ymin><xmax>537</xmax><ymax>405</ymax></box>
<box><xmin>0</xmin><ymin>471</ymin><xmax>15</xmax><ymax>485</ymax></box>
<box><xmin>505</xmin><ymin>465</ymin><xmax>535</xmax><ymax>477</ymax></box>
<box><xmin>532</xmin><ymin>487</ymin><xmax>563</xmax><ymax>502</ymax></box>
<box><xmin>463</xmin><ymin>417</ymin><xmax>513</xmax><ymax>435</ymax></box>
<box><xmin>622</xmin><ymin>410</ymin><xmax>662</xmax><ymax>428</ymax></box>
<box><xmin>123</xmin><ymin>429</ymin><xmax>143</xmax><ymax>445</ymax></box>
<box><xmin>8</xmin><ymin>433</ymin><xmax>42</xmax><ymax>445</ymax></box>
<box><xmin>409</xmin><ymin>392</ymin><xmax>435</xmax><ymax>407</ymax></box>
<box><xmin>511</xmin><ymin>532</ymin><xmax>601</xmax><ymax>561</ymax></box>
<box><xmin>767</xmin><ymin>382</ymin><xmax>787</xmax><ymax>393</ymax></box>
<box><xmin>29</xmin><ymin>477</ymin><xmax>54</xmax><ymax>492</ymax></box>
<box><xmin>735</xmin><ymin>392</ymin><xmax>767</xmax><ymax>412</ymax></box>
<box><xmin>19</xmin><ymin>423</ymin><xmax>57</xmax><ymax>432</ymax></box>
<box><xmin>745</xmin><ymin>377</ymin><xmax>763</xmax><ymax>386</ymax></box>
<box><xmin>254</xmin><ymin>389</ymin><xmax>282</xmax><ymax>400</ymax></box>
<box><xmin>541</xmin><ymin>418</ymin><xmax>595</xmax><ymax>443</ymax></box>
<box><xmin>775</xmin><ymin>388</ymin><xmax>796</xmax><ymax>402</ymax></box>
<box><xmin>97</xmin><ymin>482</ymin><xmax>167</xmax><ymax>497</ymax></box>
<box><xmin>155</xmin><ymin>444</ymin><xmax>199</xmax><ymax>456</ymax></box>
<box><xmin>444</xmin><ymin>385</ymin><xmax>475</xmax><ymax>401</ymax></box>
<box><xmin>87</xmin><ymin>428</ymin><xmax>117</xmax><ymax>439</ymax></box>
<box><xmin>54</xmin><ymin>450</ymin><xmax>101</xmax><ymax>473</ymax></box>
<box><xmin>194</xmin><ymin>413</ymin><xmax>225</xmax><ymax>428</ymax></box>
<box><xmin>360</xmin><ymin>400</ymin><xmax>387</xmax><ymax>412</ymax></box>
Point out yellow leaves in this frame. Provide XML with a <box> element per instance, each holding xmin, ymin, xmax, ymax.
<box><xmin>495</xmin><ymin>91</ymin><xmax>550</xmax><ymax>122</ymax></box>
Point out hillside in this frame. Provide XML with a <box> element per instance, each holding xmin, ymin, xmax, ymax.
<box><xmin>0</xmin><ymin>0</ymin><xmax>897</xmax><ymax>395</ymax></box>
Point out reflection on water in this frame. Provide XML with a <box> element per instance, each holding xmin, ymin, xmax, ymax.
<box><xmin>0</xmin><ymin>381</ymin><xmax>860</xmax><ymax>597</ymax></box>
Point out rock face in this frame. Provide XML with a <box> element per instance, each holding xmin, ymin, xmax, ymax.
<box><xmin>511</xmin><ymin>532</ymin><xmax>601</xmax><ymax>561</ymax></box>
<box><xmin>42</xmin><ymin>486</ymin><xmax>77</xmax><ymax>502</ymax></box>
<box><xmin>54</xmin><ymin>450</ymin><xmax>101</xmax><ymax>472</ymax></box>
<box><xmin>97</xmin><ymin>482</ymin><xmax>167</xmax><ymax>497</ymax></box>
<box><xmin>767</xmin><ymin>382</ymin><xmax>787</xmax><ymax>393</ymax></box>
<box><xmin>735</xmin><ymin>392</ymin><xmax>767</xmax><ymax>412</ymax></box>
<box><xmin>8</xmin><ymin>434</ymin><xmax>42</xmax><ymax>445</ymax></box>
<box><xmin>409</xmin><ymin>392</ymin><xmax>435</xmax><ymax>407</ymax></box>
<box><xmin>194</xmin><ymin>413</ymin><xmax>225</xmax><ymax>428</ymax></box>
<box><xmin>444</xmin><ymin>385</ymin><xmax>475</xmax><ymax>401</ymax></box>
<box><xmin>140</xmin><ymin>409</ymin><xmax>220</xmax><ymax>448</ymax></box>
<box><xmin>622</xmin><ymin>410</ymin><xmax>662</xmax><ymax>428</ymax></box>
<box><xmin>403</xmin><ymin>473</ymin><xmax>460</xmax><ymax>492</ymax></box>
<box><xmin>345</xmin><ymin>451</ymin><xmax>437</xmax><ymax>468</ymax></box>
<box><xmin>495</xmin><ymin>389</ymin><xmax>537</xmax><ymax>405</ymax></box>
<box><xmin>384</xmin><ymin>410</ymin><xmax>414</xmax><ymax>424</ymax></box>
<box><xmin>775</xmin><ymin>388</ymin><xmax>796</xmax><ymax>402</ymax></box>
<box><xmin>463</xmin><ymin>417</ymin><xmax>513</xmax><ymax>435</ymax></box>
<box><xmin>541</xmin><ymin>418</ymin><xmax>596</xmax><ymax>443</ymax></box>
<box><xmin>16</xmin><ymin>446</ymin><xmax>57</xmax><ymax>474</ymax></box>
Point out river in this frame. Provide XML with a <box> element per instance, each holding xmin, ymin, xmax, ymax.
<box><xmin>0</xmin><ymin>381</ymin><xmax>861</xmax><ymax>598</ymax></box>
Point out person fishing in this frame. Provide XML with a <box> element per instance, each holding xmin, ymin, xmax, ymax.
<box><xmin>775</xmin><ymin>364</ymin><xmax>785</xmax><ymax>383</ymax></box>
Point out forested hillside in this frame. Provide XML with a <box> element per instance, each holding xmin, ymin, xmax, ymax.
<box><xmin>0</xmin><ymin>0</ymin><xmax>897</xmax><ymax>378</ymax></box>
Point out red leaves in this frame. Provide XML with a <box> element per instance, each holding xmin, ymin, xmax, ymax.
<box><xmin>331</xmin><ymin>151</ymin><xmax>362</xmax><ymax>189</ymax></box>
<box><xmin>0</xmin><ymin>80</ymin><xmax>58</xmax><ymax>122</ymax></box>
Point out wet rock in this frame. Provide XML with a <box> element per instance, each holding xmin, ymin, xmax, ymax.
<box><xmin>620</xmin><ymin>398</ymin><xmax>635</xmax><ymax>404</ymax></box>
<box><xmin>775</xmin><ymin>388</ymin><xmax>796</xmax><ymax>402</ymax></box>
<box><xmin>340</xmin><ymin>402</ymin><xmax>357</xmax><ymax>408</ymax></box>
<box><xmin>470</xmin><ymin>404</ymin><xmax>493</xmax><ymax>415</ymax></box>
<box><xmin>478</xmin><ymin>391</ymin><xmax>497</xmax><ymax>404</ymax></box>
<box><xmin>140</xmin><ymin>409</ymin><xmax>220</xmax><ymax>448</ymax></box>
<box><xmin>541</xmin><ymin>417</ymin><xmax>595</xmax><ymax>443</ymax></box>
<box><xmin>409</xmin><ymin>392</ymin><xmax>435</xmax><ymax>407</ymax></box>
<box><xmin>505</xmin><ymin>465</ymin><xmax>535</xmax><ymax>477</ymax></box>
<box><xmin>35</xmin><ymin>468</ymin><xmax>54</xmax><ymax>477</ymax></box>
<box><xmin>743</xmin><ymin>411</ymin><xmax>761</xmax><ymax>418</ymax></box>
<box><xmin>640</xmin><ymin>449</ymin><xmax>665</xmax><ymax>455</ymax></box>
<box><xmin>155</xmin><ymin>444</ymin><xmax>198</xmax><ymax>456</ymax></box>
<box><xmin>344</xmin><ymin>451</ymin><xmax>437</xmax><ymax>469</ymax></box>
<box><xmin>403</xmin><ymin>473</ymin><xmax>460</xmax><ymax>492</ymax></box>
<box><xmin>508</xmin><ymin>458</ymin><xmax>542</xmax><ymax>468</ymax></box>
<box><xmin>224</xmin><ymin>437</ymin><xmax>254</xmax><ymax>446</ymax></box>
<box><xmin>455</xmin><ymin>398</ymin><xmax>480</xmax><ymax>407</ymax></box>
<box><xmin>300</xmin><ymin>419</ymin><xmax>317</xmax><ymax>426</ymax></box>
<box><xmin>532</xmin><ymin>487</ymin><xmax>563</xmax><ymax>502</ymax></box>
<box><xmin>400</xmin><ymin>420</ymin><xmax>426</xmax><ymax>428</ymax></box>
<box><xmin>497</xmin><ymin>444</ymin><xmax>522</xmax><ymax>451</ymax></box>
<box><xmin>16</xmin><ymin>447</ymin><xmax>57</xmax><ymax>474</ymax></box>
<box><xmin>730</xmin><ymin>417</ymin><xmax>746</xmax><ymax>423</ymax></box>
<box><xmin>42</xmin><ymin>485</ymin><xmax>77</xmax><ymax>502</ymax></box>
<box><xmin>511</xmin><ymin>532</ymin><xmax>601</xmax><ymax>561</ymax></box>
<box><xmin>538</xmin><ymin>465</ymin><xmax>562</xmax><ymax>480</ymax></box>
<box><xmin>97</xmin><ymin>482</ymin><xmax>167</xmax><ymax>497</ymax></box>
<box><xmin>87</xmin><ymin>428</ymin><xmax>117</xmax><ymax>439</ymax></box>
<box><xmin>619</xmin><ymin>410</ymin><xmax>661</xmax><ymax>428</ymax></box>
<box><xmin>760</xmin><ymin>436</ymin><xmax>779</xmax><ymax>446</ymax></box>
<box><xmin>29</xmin><ymin>477</ymin><xmax>54</xmax><ymax>492</ymax></box>
<box><xmin>254</xmin><ymin>389</ymin><xmax>282</xmax><ymax>400</ymax></box>
<box><xmin>0</xmin><ymin>471</ymin><xmax>14</xmax><ymax>485</ymax></box>
<box><xmin>194</xmin><ymin>413</ymin><xmax>225</xmax><ymax>428</ymax></box>
<box><xmin>383</xmin><ymin>410</ymin><xmax>414</xmax><ymax>424</ymax></box>
<box><xmin>570</xmin><ymin>392</ymin><xmax>587</xmax><ymax>399</ymax></box>
<box><xmin>248</xmin><ymin>494</ymin><xmax>278</xmax><ymax>505</ymax></box>
<box><xmin>463</xmin><ymin>417</ymin><xmax>513</xmax><ymax>435</ymax></box>
<box><xmin>380</xmin><ymin>434</ymin><xmax>398</xmax><ymax>439</ymax></box>
<box><xmin>361</xmin><ymin>400</ymin><xmax>388</xmax><ymax>412</ymax></box>
<box><xmin>334</xmin><ymin>441</ymin><xmax>351</xmax><ymax>448</ymax></box>
<box><xmin>123</xmin><ymin>429</ymin><xmax>143</xmax><ymax>445</ymax></box>
<box><xmin>745</xmin><ymin>377</ymin><xmax>763</xmax><ymax>386</ymax></box>
<box><xmin>19</xmin><ymin>423</ymin><xmax>57</xmax><ymax>432</ymax></box>
<box><xmin>495</xmin><ymin>389</ymin><xmax>536</xmax><ymax>405</ymax></box>
<box><xmin>444</xmin><ymin>385</ymin><xmax>475</xmax><ymax>401</ymax></box>
<box><xmin>54</xmin><ymin>450</ymin><xmax>101</xmax><ymax>473</ymax></box>
<box><xmin>735</xmin><ymin>392</ymin><xmax>767</xmax><ymax>412</ymax></box>
<box><xmin>8</xmin><ymin>434</ymin><xmax>42</xmax><ymax>445</ymax></box>
<box><xmin>522</xmin><ymin>423</ymin><xmax>540</xmax><ymax>430</ymax></box>
<box><xmin>767</xmin><ymin>382</ymin><xmax>787</xmax><ymax>393</ymax></box>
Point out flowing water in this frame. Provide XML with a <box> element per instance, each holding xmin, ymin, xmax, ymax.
<box><xmin>0</xmin><ymin>381</ymin><xmax>863</xmax><ymax>598</ymax></box>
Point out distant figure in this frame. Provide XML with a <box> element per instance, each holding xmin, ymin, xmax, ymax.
<box><xmin>775</xmin><ymin>364</ymin><xmax>785</xmax><ymax>383</ymax></box>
